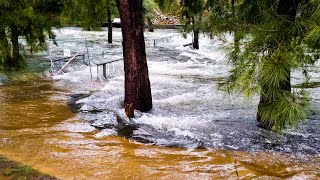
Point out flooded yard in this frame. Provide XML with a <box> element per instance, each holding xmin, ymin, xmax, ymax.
<box><xmin>0</xmin><ymin>28</ymin><xmax>319</xmax><ymax>179</ymax></box>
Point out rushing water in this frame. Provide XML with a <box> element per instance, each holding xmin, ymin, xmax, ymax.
<box><xmin>0</xmin><ymin>28</ymin><xmax>319</xmax><ymax>179</ymax></box>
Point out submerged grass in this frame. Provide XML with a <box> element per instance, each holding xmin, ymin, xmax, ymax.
<box><xmin>0</xmin><ymin>156</ymin><xmax>58</xmax><ymax>180</ymax></box>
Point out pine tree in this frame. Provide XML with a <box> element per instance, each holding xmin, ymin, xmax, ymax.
<box><xmin>155</xmin><ymin>0</ymin><xmax>207</xmax><ymax>49</ymax></box>
<box><xmin>206</xmin><ymin>0</ymin><xmax>320</xmax><ymax>131</ymax></box>
<box><xmin>0</xmin><ymin>0</ymin><xmax>62</xmax><ymax>70</ymax></box>
<box><xmin>62</xmin><ymin>0</ymin><xmax>118</xmax><ymax>43</ymax></box>
<box><xmin>116</xmin><ymin>0</ymin><xmax>153</xmax><ymax>118</ymax></box>
<box><xmin>143</xmin><ymin>0</ymin><xmax>158</xmax><ymax>32</ymax></box>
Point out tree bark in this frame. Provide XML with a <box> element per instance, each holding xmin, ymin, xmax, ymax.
<box><xmin>191</xmin><ymin>16</ymin><xmax>200</xmax><ymax>50</ymax></box>
<box><xmin>257</xmin><ymin>0</ymin><xmax>298</xmax><ymax>129</ymax></box>
<box><xmin>107</xmin><ymin>0</ymin><xmax>113</xmax><ymax>44</ymax></box>
<box><xmin>116</xmin><ymin>0</ymin><xmax>153</xmax><ymax>118</ymax></box>
<box><xmin>10</xmin><ymin>25</ymin><xmax>21</xmax><ymax>70</ymax></box>
<box><xmin>147</xmin><ymin>17</ymin><xmax>154</xmax><ymax>32</ymax></box>
<box><xmin>0</xmin><ymin>30</ymin><xmax>12</xmax><ymax>67</ymax></box>
<box><xmin>193</xmin><ymin>29</ymin><xmax>199</xmax><ymax>49</ymax></box>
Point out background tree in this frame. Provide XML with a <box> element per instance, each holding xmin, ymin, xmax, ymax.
<box><xmin>156</xmin><ymin>0</ymin><xmax>207</xmax><ymax>49</ymax></box>
<box><xmin>62</xmin><ymin>0</ymin><xmax>118</xmax><ymax>43</ymax></box>
<box><xmin>143</xmin><ymin>0</ymin><xmax>158</xmax><ymax>32</ymax></box>
<box><xmin>116</xmin><ymin>0</ymin><xmax>153</xmax><ymax>118</ymax></box>
<box><xmin>180</xmin><ymin>0</ymin><xmax>206</xmax><ymax>49</ymax></box>
<box><xmin>0</xmin><ymin>0</ymin><xmax>63</xmax><ymax>70</ymax></box>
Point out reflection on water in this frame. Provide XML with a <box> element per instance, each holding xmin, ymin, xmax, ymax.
<box><xmin>0</xmin><ymin>29</ymin><xmax>319</xmax><ymax>179</ymax></box>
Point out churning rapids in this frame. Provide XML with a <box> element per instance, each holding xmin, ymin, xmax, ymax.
<box><xmin>53</xmin><ymin>28</ymin><xmax>320</xmax><ymax>154</ymax></box>
<box><xmin>0</xmin><ymin>27</ymin><xmax>319</xmax><ymax>179</ymax></box>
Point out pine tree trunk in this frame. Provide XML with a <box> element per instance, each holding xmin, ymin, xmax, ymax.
<box><xmin>116</xmin><ymin>0</ymin><xmax>153</xmax><ymax>118</ymax></box>
<box><xmin>193</xmin><ymin>30</ymin><xmax>199</xmax><ymax>49</ymax></box>
<box><xmin>257</xmin><ymin>0</ymin><xmax>297</xmax><ymax>129</ymax></box>
<box><xmin>0</xmin><ymin>30</ymin><xmax>12</xmax><ymax>67</ymax></box>
<box><xmin>10</xmin><ymin>25</ymin><xmax>21</xmax><ymax>70</ymax></box>
<box><xmin>147</xmin><ymin>18</ymin><xmax>154</xmax><ymax>32</ymax></box>
<box><xmin>107</xmin><ymin>0</ymin><xmax>113</xmax><ymax>44</ymax></box>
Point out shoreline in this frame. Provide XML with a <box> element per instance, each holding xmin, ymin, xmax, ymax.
<box><xmin>0</xmin><ymin>155</ymin><xmax>58</xmax><ymax>179</ymax></box>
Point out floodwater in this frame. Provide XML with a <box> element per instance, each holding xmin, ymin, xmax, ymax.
<box><xmin>0</xmin><ymin>28</ymin><xmax>319</xmax><ymax>179</ymax></box>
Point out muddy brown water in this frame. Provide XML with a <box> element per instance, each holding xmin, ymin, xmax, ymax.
<box><xmin>0</xmin><ymin>64</ymin><xmax>318</xmax><ymax>179</ymax></box>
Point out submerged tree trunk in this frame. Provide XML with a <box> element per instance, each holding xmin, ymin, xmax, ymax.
<box><xmin>191</xmin><ymin>16</ymin><xmax>200</xmax><ymax>50</ymax></box>
<box><xmin>147</xmin><ymin>17</ymin><xmax>154</xmax><ymax>32</ymax></box>
<box><xmin>10</xmin><ymin>25</ymin><xmax>21</xmax><ymax>70</ymax></box>
<box><xmin>257</xmin><ymin>0</ymin><xmax>298</xmax><ymax>129</ymax></box>
<box><xmin>107</xmin><ymin>0</ymin><xmax>113</xmax><ymax>44</ymax></box>
<box><xmin>116</xmin><ymin>0</ymin><xmax>153</xmax><ymax>118</ymax></box>
<box><xmin>0</xmin><ymin>30</ymin><xmax>12</xmax><ymax>67</ymax></box>
<box><xmin>193</xmin><ymin>30</ymin><xmax>199</xmax><ymax>49</ymax></box>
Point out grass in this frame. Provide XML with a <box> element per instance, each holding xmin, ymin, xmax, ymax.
<box><xmin>292</xmin><ymin>82</ymin><xmax>320</xmax><ymax>88</ymax></box>
<box><xmin>0</xmin><ymin>156</ymin><xmax>58</xmax><ymax>180</ymax></box>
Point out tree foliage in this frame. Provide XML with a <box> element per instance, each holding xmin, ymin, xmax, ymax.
<box><xmin>155</xmin><ymin>0</ymin><xmax>207</xmax><ymax>49</ymax></box>
<box><xmin>62</xmin><ymin>0</ymin><xmax>118</xmax><ymax>30</ymax></box>
<box><xmin>204</xmin><ymin>0</ymin><xmax>320</xmax><ymax>131</ymax></box>
<box><xmin>0</xmin><ymin>0</ymin><xmax>62</xmax><ymax>70</ymax></box>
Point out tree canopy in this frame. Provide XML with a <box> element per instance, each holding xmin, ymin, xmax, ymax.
<box><xmin>0</xmin><ymin>0</ymin><xmax>63</xmax><ymax>70</ymax></box>
<box><xmin>62</xmin><ymin>0</ymin><xmax>118</xmax><ymax>30</ymax></box>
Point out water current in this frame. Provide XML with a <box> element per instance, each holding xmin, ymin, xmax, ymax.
<box><xmin>0</xmin><ymin>28</ymin><xmax>318</xmax><ymax>179</ymax></box>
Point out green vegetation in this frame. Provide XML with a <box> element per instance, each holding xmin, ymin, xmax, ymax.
<box><xmin>143</xmin><ymin>0</ymin><xmax>158</xmax><ymax>32</ymax></box>
<box><xmin>0</xmin><ymin>0</ymin><xmax>62</xmax><ymax>71</ymax></box>
<box><xmin>62</xmin><ymin>0</ymin><xmax>118</xmax><ymax>31</ymax></box>
<box><xmin>204</xmin><ymin>0</ymin><xmax>320</xmax><ymax>130</ymax></box>
<box><xmin>156</xmin><ymin>0</ymin><xmax>207</xmax><ymax>49</ymax></box>
<box><xmin>0</xmin><ymin>156</ymin><xmax>57</xmax><ymax>179</ymax></box>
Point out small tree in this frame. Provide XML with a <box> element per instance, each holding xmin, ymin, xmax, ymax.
<box><xmin>156</xmin><ymin>0</ymin><xmax>206</xmax><ymax>49</ymax></box>
<box><xmin>207</xmin><ymin>0</ymin><xmax>320</xmax><ymax>131</ymax></box>
<box><xmin>180</xmin><ymin>0</ymin><xmax>206</xmax><ymax>49</ymax></box>
<box><xmin>0</xmin><ymin>0</ymin><xmax>62</xmax><ymax>70</ymax></box>
<box><xmin>143</xmin><ymin>0</ymin><xmax>158</xmax><ymax>32</ymax></box>
<box><xmin>62</xmin><ymin>0</ymin><xmax>118</xmax><ymax>43</ymax></box>
<box><xmin>116</xmin><ymin>0</ymin><xmax>153</xmax><ymax>118</ymax></box>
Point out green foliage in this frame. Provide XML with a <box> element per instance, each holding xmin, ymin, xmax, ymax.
<box><xmin>62</xmin><ymin>0</ymin><xmax>118</xmax><ymax>30</ymax></box>
<box><xmin>258</xmin><ymin>91</ymin><xmax>310</xmax><ymax>131</ymax></box>
<box><xmin>143</xmin><ymin>0</ymin><xmax>158</xmax><ymax>20</ymax></box>
<box><xmin>0</xmin><ymin>0</ymin><xmax>62</xmax><ymax>70</ymax></box>
<box><xmin>154</xmin><ymin>0</ymin><xmax>179</xmax><ymax>14</ymax></box>
<box><xmin>156</xmin><ymin>0</ymin><xmax>211</xmax><ymax>49</ymax></box>
<box><xmin>180</xmin><ymin>0</ymin><xmax>206</xmax><ymax>33</ymax></box>
<box><xmin>3</xmin><ymin>165</ymin><xmax>33</xmax><ymax>176</ymax></box>
<box><xmin>209</xmin><ymin>0</ymin><xmax>320</xmax><ymax>130</ymax></box>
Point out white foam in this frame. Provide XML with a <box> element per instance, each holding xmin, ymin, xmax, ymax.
<box><xmin>56</xmin><ymin>122</ymin><xmax>96</xmax><ymax>133</ymax></box>
<box><xmin>94</xmin><ymin>129</ymin><xmax>117</xmax><ymax>138</ymax></box>
<box><xmin>50</xmin><ymin>28</ymin><xmax>319</xmax><ymax>151</ymax></box>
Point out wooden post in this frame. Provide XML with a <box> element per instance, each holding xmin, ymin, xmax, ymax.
<box><xmin>96</xmin><ymin>65</ymin><xmax>99</xmax><ymax>80</ymax></box>
<box><xmin>82</xmin><ymin>54</ymin><xmax>85</xmax><ymax>64</ymax></box>
<box><xmin>85</xmin><ymin>38</ymin><xmax>93</xmax><ymax>80</ymax></box>
<box><xmin>103</xmin><ymin>64</ymin><xmax>107</xmax><ymax>78</ymax></box>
